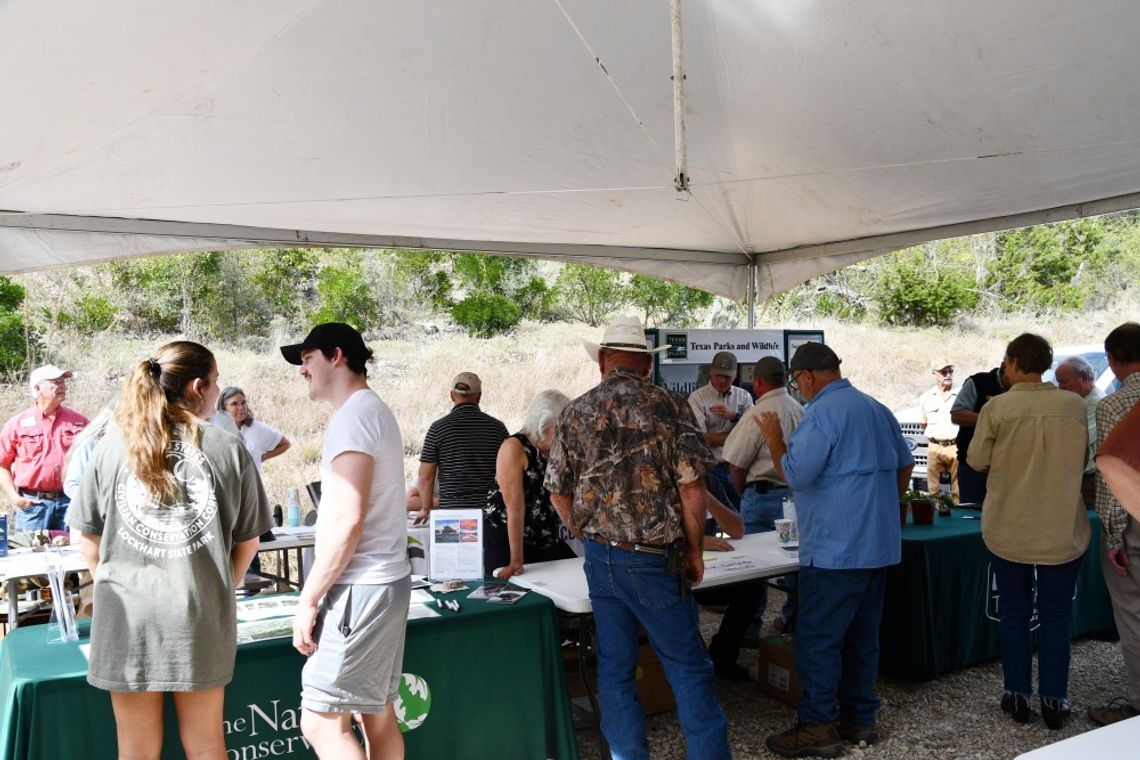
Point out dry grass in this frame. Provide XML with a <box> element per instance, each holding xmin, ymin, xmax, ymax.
<box><xmin>2</xmin><ymin>296</ymin><xmax>1136</xmax><ymax>514</ymax></box>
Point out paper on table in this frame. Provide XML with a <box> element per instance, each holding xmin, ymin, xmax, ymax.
<box><xmin>236</xmin><ymin>595</ymin><xmax>301</xmax><ymax>622</ymax></box>
<box><xmin>408</xmin><ymin>604</ymin><xmax>441</xmax><ymax>620</ymax></box>
<box><xmin>701</xmin><ymin>555</ymin><xmax>763</xmax><ymax>582</ymax></box>
<box><xmin>409</xmin><ymin>589</ymin><xmax>435</xmax><ymax>605</ymax></box>
<box><xmin>273</xmin><ymin>526</ymin><xmax>315</xmax><ymax>539</ymax></box>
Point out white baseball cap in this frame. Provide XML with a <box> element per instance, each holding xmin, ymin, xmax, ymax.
<box><xmin>29</xmin><ymin>365</ymin><xmax>72</xmax><ymax>395</ymax></box>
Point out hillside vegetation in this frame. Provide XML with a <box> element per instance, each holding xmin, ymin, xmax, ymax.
<box><xmin>2</xmin><ymin>290</ymin><xmax>1134</xmax><ymax>514</ymax></box>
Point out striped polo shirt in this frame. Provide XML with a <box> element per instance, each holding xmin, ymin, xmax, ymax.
<box><xmin>420</xmin><ymin>403</ymin><xmax>509</xmax><ymax>509</ymax></box>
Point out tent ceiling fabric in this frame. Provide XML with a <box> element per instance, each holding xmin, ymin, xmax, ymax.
<box><xmin>3</xmin><ymin>0</ymin><xmax>1140</xmax><ymax>302</ymax></box>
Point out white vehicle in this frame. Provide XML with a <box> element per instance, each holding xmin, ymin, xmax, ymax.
<box><xmin>893</xmin><ymin>406</ymin><xmax>930</xmax><ymax>491</ymax></box>
<box><xmin>894</xmin><ymin>344</ymin><xmax>1118</xmax><ymax>492</ymax></box>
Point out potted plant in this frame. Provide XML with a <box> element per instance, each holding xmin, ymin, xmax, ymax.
<box><xmin>901</xmin><ymin>489</ymin><xmax>935</xmax><ymax>526</ymax></box>
<box><xmin>932</xmin><ymin>492</ymin><xmax>955</xmax><ymax>517</ymax></box>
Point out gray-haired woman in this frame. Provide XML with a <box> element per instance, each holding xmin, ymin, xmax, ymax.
<box><xmin>484</xmin><ymin>389</ymin><xmax>575</xmax><ymax>579</ymax></box>
<box><xmin>217</xmin><ymin>386</ymin><xmax>290</xmax><ymax>475</ymax></box>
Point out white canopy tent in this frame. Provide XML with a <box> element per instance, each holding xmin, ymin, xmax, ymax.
<box><xmin>3</xmin><ymin>0</ymin><xmax>1140</xmax><ymax>313</ymax></box>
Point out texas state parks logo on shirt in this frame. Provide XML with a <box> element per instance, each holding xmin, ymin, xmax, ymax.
<box><xmin>113</xmin><ymin>440</ymin><xmax>218</xmax><ymax>558</ymax></box>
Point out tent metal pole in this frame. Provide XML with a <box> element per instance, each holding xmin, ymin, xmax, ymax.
<box><xmin>670</xmin><ymin>0</ymin><xmax>688</xmax><ymax>196</ymax></box>
<box><xmin>746</xmin><ymin>262</ymin><xmax>756</xmax><ymax>328</ymax></box>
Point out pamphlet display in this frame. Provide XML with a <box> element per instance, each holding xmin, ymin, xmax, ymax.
<box><xmin>428</xmin><ymin>509</ymin><xmax>484</xmax><ymax>581</ymax></box>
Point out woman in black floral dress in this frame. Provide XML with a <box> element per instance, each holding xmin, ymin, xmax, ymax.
<box><xmin>484</xmin><ymin>389</ymin><xmax>577</xmax><ymax>578</ymax></box>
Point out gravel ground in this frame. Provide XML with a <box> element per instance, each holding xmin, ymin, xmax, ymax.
<box><xmin>574</xmin><ymin>590</ymin><xmax>1127</xmax><ymax>759</ymax></box>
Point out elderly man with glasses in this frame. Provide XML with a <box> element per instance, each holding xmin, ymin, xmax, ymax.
<box><xmin>1054</xmin><ymin>355</ymin><xmax>1105</xmax><ymax>509</ymax></box>
<box><xmin>0</xmin><ymin>365</ymin><xmax>89</xmax><ymax>530</ymax></box>
<box><xmin>918</xmin><ymin>359</ymin><xmax>960</xmax><ymax>502</ymax></box>
<box><xmin>757</xmin><ymin>343</ymin><xmax>914</xmax><ymax>757</ymax></box>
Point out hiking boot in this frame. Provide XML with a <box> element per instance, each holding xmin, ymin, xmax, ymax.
<box><xmin>1000</xmin><ymin>691</ymin><xmax>1032</xmax><ymax>724</ymax></box>
<box><xmin>765</xmin><ymin>722</ymin><xmax>843</xmax><ymax>758</ymax></box>
<box><xmin>1087</xmin><ymin>697</ymin><xmax>1140</xmax><ymax>726</ymax></box>
<box><xmin>1039</xmin><ymin>696</ymin><xmax>1072</xmax><ymax>731</ymax></box>
<box><xmin>836</xmin><ymin>719</ymin><xmax>879</xmax><ymax>746</ymax></box>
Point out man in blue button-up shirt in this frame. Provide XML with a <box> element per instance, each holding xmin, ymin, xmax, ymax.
<box><xmin>757</xmin><ymin>342</ymin><xmax>914</xmax><ymax>758</ymax></box>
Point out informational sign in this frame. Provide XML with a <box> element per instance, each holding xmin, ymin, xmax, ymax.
<box><xmin>428</xmin><ymin>509</ymin><xmax>484</xmax><ymax>581</ymax></box>
<box><xmin>646</xmin><ymin>328</ymin><xmax>824</xmax><ymax>397</ymax></box>
<box><xmin>657</xmin><ymin>329</ymin><xmax>784</xmax><ymax>366</ymax></box>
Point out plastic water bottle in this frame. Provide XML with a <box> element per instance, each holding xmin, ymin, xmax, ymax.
<box><xmin>286</xmin><ymin>487</ymin><xmax>301</xmax><ymax>528</ymax></box>
<box><xmin>0</xmin><ymin>513</ymin><xmax>7</xmax><ymax>557</ymax></box>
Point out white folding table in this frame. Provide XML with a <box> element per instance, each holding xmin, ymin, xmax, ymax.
<box><xmin>509</xmin><ymin>531</ymin><xmax>799</xmax><ymax>613</ymax></box>
<box><xmin>1014</xmin><ymin>715</ymin><xmax>1140</xmax><ymax>759</ymax></box>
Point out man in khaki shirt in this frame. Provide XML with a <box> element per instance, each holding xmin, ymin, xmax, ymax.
<box><xmin>918</xmin><ymin>358</ymin><xmax>959</xmax><ymax>502</ymax></box>
<box><xmin>966</xmin><ymin>333</ymin><xmax>1089</xmax><ymax>730</ymax></box>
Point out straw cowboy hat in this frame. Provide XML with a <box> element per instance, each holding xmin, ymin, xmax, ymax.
<box><xmin>583</xmin><ymin>316</ymin><xmax>670</xmax><ymax>361</ymax></box>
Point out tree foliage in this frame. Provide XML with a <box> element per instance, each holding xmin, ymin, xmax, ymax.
<box><xmin>0</xmin><ymin>277</ymin><xmax>28</xmax><ymax>373</ymax></box>
<box><xmin>626</xmin><ymin>275</ymin><xmax>713</xmax><ymax>327</ymax></box>
<box><xmin>986</xmin><ymin>219</ymin><xmax>1107</xmax><ymax>312</ymax></box>
<box><xmin>553</xmin><ymin>264</ymin><xmax>627</xmax><ymax>326</ymax></box>
<box><xmin>309</xmin><ymin>252</ymin><xmax>381</xmax><ymax>328</ymax></box>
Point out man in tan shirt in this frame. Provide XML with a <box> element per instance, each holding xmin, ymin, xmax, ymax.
<box><xmin>967</xmin><ymin>333</ymin><xmax>1089</xmax><ymax>730</ymax></box>
<box><xmin>918</xmin><ymin>358</ymin><xmax>959</xmax><ymax>502</ymax></box>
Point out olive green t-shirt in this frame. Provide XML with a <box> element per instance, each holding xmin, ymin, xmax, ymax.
<box><xmin>69</xmin><ymin>423</ymin><xmax>272</xmax><ymax>691</ymax></box>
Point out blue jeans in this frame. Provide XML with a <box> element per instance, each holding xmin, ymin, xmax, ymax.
<box><xmin>583</xmin><ymin>541</ymin><xmax>730</xmax><ymax>760</ymax></box>
<box><xmin>795</xmin><ymin>565</ymin><xmax>886</xmax><ymax>725</ymax></box>
<box><xmin>14</xmin><ymin>494</ymin><xmax>70</xmax><ymax>531</ymax></box>
<box><xmin>989</xmin><ymin>552</ymin><xmax>1083</xmax><ymax>700</ymax></box>
<box><xmin>740</xmin><ymin>486</ymin><xmax>797</xmax><ymax>631</ymax></box>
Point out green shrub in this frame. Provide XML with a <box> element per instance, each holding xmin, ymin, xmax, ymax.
<box><xmin>62</xmin><ymin>295</ymin><xmax>118</xmax><ymax>334</ymax></box>
<box><xmin>451</xmin><ymin>293</ymin><xmax>522</xmax><ymax>337</ymax></box>
<box><xmin>872</xmin><ymin>250</ymin><xmax>977</xmax><ymax>326</ymax></box>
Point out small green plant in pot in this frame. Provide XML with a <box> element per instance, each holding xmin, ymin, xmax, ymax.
<box><xmin>901</xmin><ymin>489</ymin><xmax>936</xmax><ymax>525</ymax></box>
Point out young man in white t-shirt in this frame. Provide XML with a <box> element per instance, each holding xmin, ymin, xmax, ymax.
<box><xmin>280</xmin><ymin>322</ymin><xmax>411</xmax><ymax>760</ymax></box>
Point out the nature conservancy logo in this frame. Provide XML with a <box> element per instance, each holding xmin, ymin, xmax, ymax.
<box><xmin>394</xmin><ymin>673</ymin><xmax>432</xmax><ymax>732</ymax></box>
<box><xmin>218</xmin><ymin>674</ymin><xmax>430</xmax><ymax>757</ymax></box>
<box><xmin>114</xmin><ymin>440</ymin><xmax>218</xmax><ymax>558</ymax></box>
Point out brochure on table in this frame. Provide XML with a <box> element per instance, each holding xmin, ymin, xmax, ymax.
<box><xmin>428</xmin><ymin>509</ymin><xmax>484</xmax><ymax>581</ymax></box>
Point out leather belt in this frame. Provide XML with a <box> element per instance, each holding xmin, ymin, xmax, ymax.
<box><xmin>748</xmin><ymin>480</ymin><xmax>786</xmax><ymax>493</ymax></box>
<box><xmin>20</xmin><ymin>489</ymin><xmax>64</xmax><ymax>499</ymax></box>
<box><xmin>588</xmin><ymin>533</ymin><xmax>669</xmax><ymax>556</ymax></box>
<box><xmin>928</xmin><ymin>439</ymin><xmax>956</xmax><ymax>446</ymax></box>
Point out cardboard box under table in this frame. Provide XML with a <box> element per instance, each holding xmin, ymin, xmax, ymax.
<box><xmin>564</xmin><ymin>640</ymin><xmax>676</xmax><ymax>716</ymax></box>
<box><xmin>756</xmin><ymin>634</ymin><xmax>802</xmax><ymax>707</ymax></box>
<box><xmin>0</xmin><ymin>588</ymin><xmax>577</xmax><ymax>760</ymax></box>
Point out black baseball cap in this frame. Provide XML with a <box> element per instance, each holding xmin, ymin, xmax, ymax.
<box><xmin>280</xmin><ymin>322</ymin><xmax>371</xmax><ymax>365</ymax></box>
<box><xmin>789</xmin><ymin>342</ymin><xmax>841</xmax><ymax>372</ymax></box>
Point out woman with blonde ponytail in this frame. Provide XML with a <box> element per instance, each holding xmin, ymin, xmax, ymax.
<box><xmin>69</xmin><ymin>341</ymin><xmax>273</xmax><ymax>760</ymax></box>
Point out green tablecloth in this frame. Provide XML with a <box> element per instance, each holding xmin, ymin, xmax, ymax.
<box><xmin>880</xmin><ymin>509</ymin><xmax>1117</xmax><ymax>678</ymax></box>
<box><xmin>0</xmin><ymin>586</ymin><xmax>577</xmax><ymax>760</ymax></box>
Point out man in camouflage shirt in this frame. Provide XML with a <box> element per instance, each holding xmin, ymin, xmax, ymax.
<box><xmin>546</xmin><ymin>316</ymin><xmax>731</xmax><ymax>760</ymax></box>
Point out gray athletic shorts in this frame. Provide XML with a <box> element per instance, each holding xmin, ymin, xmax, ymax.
<box><xmin>300</xmin><ymin>576</ymin><xmax>411</xmax><ymax>713</ymax></box>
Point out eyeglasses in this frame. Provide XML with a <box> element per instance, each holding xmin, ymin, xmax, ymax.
<box><xmin>934</xmin><ymin>368</ymin><xmax>954</xmax><ymax>377</ymax></box>
<box><xmin>789</xmin><ymin>370</ymin><xmax>809</xmax><ymax>390</ymax></box>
